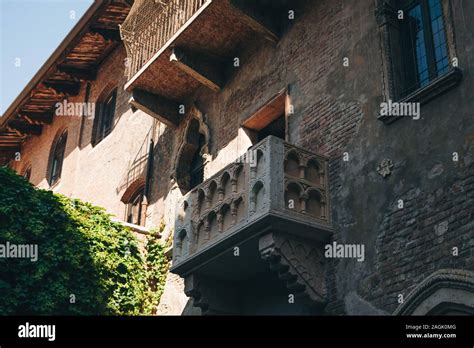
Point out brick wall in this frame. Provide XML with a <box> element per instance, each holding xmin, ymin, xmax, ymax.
<box><xmin>10</xmin><ymin>0</ymin><xmax>474</xmax><ymax>315</ymax></box>
<box><xmin>365</xmin><ymin>163</ymin><xmax>474</xmax><ymax>312</ymax></box>
<box><xmin>10</xmin><ymin>46</ymin><xmax>155</xmax><ymax>223</ymax></box>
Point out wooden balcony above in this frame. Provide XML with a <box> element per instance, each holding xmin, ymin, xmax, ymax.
<box><xmin>120</xmin><ymin>0</ymin><xmax>291</xmax><ymax>126</ymax></box>
<box><xmin>0</xmin><ymin>0</ymin><xmax>131</xmax><ymax>165</ymax></box>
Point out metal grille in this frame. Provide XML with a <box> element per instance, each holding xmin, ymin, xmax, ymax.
<box><xmin>120</xmin><ymin>0</ymin><xmax>208</xmax><ymax>79</ymax></box>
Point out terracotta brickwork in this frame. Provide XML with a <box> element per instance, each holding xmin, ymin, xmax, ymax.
<box><xmin>9</xmin><ymin>0</ymin><xmax>474</xmax><ymax>315</ymax></box>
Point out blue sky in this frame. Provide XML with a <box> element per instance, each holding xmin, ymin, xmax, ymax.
<box><xmin>0</xmin><ymin>0</ymin><xmax>94</xmax><ymax>115</ymax></box>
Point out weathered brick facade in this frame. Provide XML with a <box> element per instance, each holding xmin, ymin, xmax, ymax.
<box><xmin>5</xmin><ymin>0</ymin><xmax>473</xmax><ymax>315</ymax></box>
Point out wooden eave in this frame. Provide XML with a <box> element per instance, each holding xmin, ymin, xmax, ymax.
<box><xmin>0</xmin><ymin>0</ymin><xmax>131</xmax><ymax>164</ymax></box>
<box><xmin>124</xmin><ymin>0</ymin><xmax>287</xmax><ymax>102</ymax></box>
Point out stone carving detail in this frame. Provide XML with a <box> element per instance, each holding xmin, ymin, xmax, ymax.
<box><xmin>173</xmin><ymin>136</ymin><xmax>330</xmax><ymax>266</ymax></box>
<box><xmin>173</xmin><ymin>161</ymin><xmax>248</xmax><ymax>262</ymax></box>
<box><xmin>184</xmin><ymin>274</ymin><xmax>238</xmax><ymax>315</ymax></box>
<box><xmin>377</xmin><ymin>158</ymin><xmax>394</xmax><ymax>178</ymax></box>
<box><xmin>375</xmin><ymin>0</ymin><xmax>398</xmax><ymax>27</ymax></box>
<box><xmin>284</xmin><ymin>144</ymin><xmax>328</xmax><ymax>221</ymax></box>
<box><xmin>258</xmin><ymin>232</ymin><xmax>327</xmax><ymax>305</ymax></box>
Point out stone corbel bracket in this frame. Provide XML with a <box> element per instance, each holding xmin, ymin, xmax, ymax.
<box><xmin>184</xmin><ymin>274</ymin><xmax>239</xmax><ymax>315</ymax></box>
<box><xmin>258</xmin><ymin>231</ymin><xmax>327</xmax><ymax>306</ymax></box>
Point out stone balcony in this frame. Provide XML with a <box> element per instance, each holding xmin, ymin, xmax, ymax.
<box><xmin>119</xmin><ymin>0</ymin><xmax>291</xmax><ymax>128</ymax></box>
<box><xmin>171</xmin><ymin>136</ymin><xmax>332</xmax><ymax>314</ymax></box>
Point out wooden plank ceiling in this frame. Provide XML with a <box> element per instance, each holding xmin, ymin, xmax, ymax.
<box><xmin>0</xmin><ymin>0</ymin><xmax>131</xmax><ymax>165</ymax></box>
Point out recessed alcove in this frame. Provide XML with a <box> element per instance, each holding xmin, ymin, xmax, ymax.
<box><xmin>284</xmin><ymin>151</ymin><xmax>300</xmax><ymax>178</ymax></box>
<box><xmin>284</xmin><ymin>182</ymin><xmax>302</xmax><ymax>212</ymax></box>
<box><xmin>306</xmin><ymin>158</ymin><xmax>321</xmax><ymax>185</ymax></box>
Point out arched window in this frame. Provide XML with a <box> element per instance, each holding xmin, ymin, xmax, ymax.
<box><xmin>22</xmin><ymin>165</ymin><xmax>32</xmax><ymax>182</ymax></box>
<box><xmin>175</xmin><ymin>118</ymin><xmax>207</xmax><ymax>193</ymax></box>
<box><xmin>92</xmin><ymin>88</ymin><xmax>117</xmax><ymax>145</ymax></box>
<box><xmin>48</xmin><ymin>131</ymin><xmax>67</xmax><ymax>186</ymax></box>
<box><xmin>126</xmin><ymin>187</ymin><xmax>146</xmax><ymax>226</ymax></box>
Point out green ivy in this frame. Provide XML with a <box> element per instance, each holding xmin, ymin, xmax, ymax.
<box><xmin>142</xmin><ymin>224</ymin><xmax>170</xmax><ymax>314</ymax></box>
<box><xmin>0</xmin><ymin>167</ymin><xmax>168</xmax><ymax>315</ymax></box>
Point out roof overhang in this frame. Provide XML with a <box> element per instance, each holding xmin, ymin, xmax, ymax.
<box><xmin>0</xmin><ymin>0</ymin><xmax>131</xmax><ymax>164</ymax></box>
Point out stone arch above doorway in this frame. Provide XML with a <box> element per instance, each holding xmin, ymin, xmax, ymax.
<box><xmin>394</xmin><ymin>269</ymin><xmax>474</xmax><ymax>315</ymax></box>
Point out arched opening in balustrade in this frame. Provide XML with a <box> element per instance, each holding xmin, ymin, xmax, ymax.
<box><xmin>220</xmin><ymin>203</ymin><xmax>232</xmax><ymax>231</ymax></box>
<box><xmin>208</xmin><ymin>180</ymin><xmax>218</xmax><ymax>207</ymax></box>
<box><xmin>233</xmin><ymin>196</ymin><xmax>245</xmax><ymax>223</ymax></box>
<box><xmin>196</xmin><ymin>221</ymin><xmax>205</xmax><ymax>246</ymax></box>
<box><xmin>220</xmin><ymin>171</ymin><xmax>231</xmax><ymax>199</ymax></box>
<box><xmin>208</xmin><ymin>211</ymin><xmax>218</xmax><ymax>239</ymax></box>
<box><xmin>232</xmin><ymin>164</ymin><xmax>244</xmax><ymax>193</ymax></box>
<box><xmin>255</xmin><ymin>149</ymin><xmax>265</xmax><ymax>178</ymax></box>
<box><xmin>251</xmin><ymin>181</ymin><xmax>265</xmax><ymax>213</ymax></box>
<box><xmin>284</xmin><ymin>150</ymin><xmax>300</xmax><ymax>178</ymax></box>
<box><xmin>306</xmin><ymin>158</ymin><xmax>321</xmax><ymax>185</ymax></box>
<box><xmin>306</xmin><ymin>189</ymin><xmax>322</xmax><ymax>218</ymax></box>
<box><xmin>197</xmin><ymin>188</ymin><xmax>205</xmax><ymax>215</ymax></box>
<box><xmin>284</xmin><ymin>181</ymin><xmax>302</xmax><ymax>212</ymax></box>
<box><xmin>176</xmin><ymin>229</ymin><xmax>188</xmax><ymax>259</ymax></box>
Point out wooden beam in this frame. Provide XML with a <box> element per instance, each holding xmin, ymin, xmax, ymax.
<box><xmin>0</xmin><ymin>132</ymin><xmax>24</xmax><ymax>139</ymax></box>
<box><xmin>0</xmin><ymin>147</ymin><xmax>21</xmax><ymax>157</ymax></box>
<box><xmin>170</xmin><ymin>47</ymin><xmax>224</xmax><ymax>92</ymax></box>
<box><xmin>229</xmin><ymin>0</ymin><xmax>279</xmax><ymax>43</ymax></box>
<box><xmin>0</xmin><ymin>135</ymin><xmax>23</xmax><ymax>141</ymax></box>
<box><xmin>242</xmin><ymin>90</ymin><xmax>286</xmax><ymax>130</ymax></box>
<box><xmin>8</xmin><ymin>120</ymin><xmax>42</xmax><ymax>136</ymax></box>
<box><xmin>90</xmin><ymin>27</ymin><xmax>122</xmax><ymax>42</ymax></box>
<box><xmin>129</xmin><ymin>89</ymin><xmax>182</xmax><ymax>127</ymax></box>
<box><xmin>5</xmin><ymin>126</ymin><xmax>23</xmax><ymax>137</ymax></box>
<box><xmin>43</xmin><ymin>80</ymin><xmax>81</xmax><ymax>96</ymax></box>
<box><xmin>0</xmin><ymin>141</ymin><xmax>22</xmax><ymax>146</ymax></box>
<box><xmin>23</xmin><ymin>116</ymin><xmax>42</xmax><ymax>126</ymax></box>
<box><xmin>57</xmin><ymin>65</ymin><xmax>97</xmax><ymax>81</ymax></box>
<box><xmin>20</xmin><ymin>111</ymin><xmax>54</xmax><ymax>125</ymax></box>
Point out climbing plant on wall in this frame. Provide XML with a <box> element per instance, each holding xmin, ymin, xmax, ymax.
<box><xmin>142</xmin><ymin>223</ymin><xmax>170</xmax><ymax>314</ymax></box>
<box><xmin>0</xmin><ymin>167</ymin><xmax>168</xmax><ymax>315</ymax></box>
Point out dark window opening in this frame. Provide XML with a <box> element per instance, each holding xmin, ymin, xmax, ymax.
<box><xmin>92</xmin><ymin>89</ymin><xmax>117</xmax><ymax>145</ymax></box>
<box><xmin>401</xmin><ymin>0</ymin><xmax>449</xmax><ymax>97</ymax></box>
<box><xmin>176</xmin><ymin>118</ymin><xmax>208</xmax><ymax>194</ymax></box>
<box><xmin>48</xmin><ymin>131</ymin><xmax>67</xmax><ymax>186</ymax></box>
<box><xmin>23</xmin><ymin>167</ymin><xmax>31</xmax><ymax>182</ymax></box>
<box><xmin>126</xmin><ymin>187</ymin><xmax>145</xmax><ymax>226</ymax></box>
<box><xmin>242</xmin><ymin>90</ymin><xmax>288</xmax><ymax>144</ymax></box>
<box><xmin>189</xmin><ymin>134</ymin><xmax>205</xmax><ymax>190</ymax></box>
<box><xmin>256</xmin><ymin>114</ymin><xmax>286</xmax><ymax>142</ymax></box>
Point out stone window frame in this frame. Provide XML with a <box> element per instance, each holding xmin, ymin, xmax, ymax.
<box><xmin>375</xmin><ymin>0</ymin><xmax>462</xmax><ymax>124</ymax></box>
<box><xmin>121</xmin><ymin>178</ymin><xmax>147</xmax><ymax>227</ymax></box>
<box><xmin>91</xmin><ymin>87</ymin><xmax>118</xmax><ymax>146</ymax></box>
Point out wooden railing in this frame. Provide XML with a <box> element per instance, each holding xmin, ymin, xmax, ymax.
<box><xmin>120</xmin><ymin>0</ymin><xmax>209</xmax><ymax>80</ymax></box>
